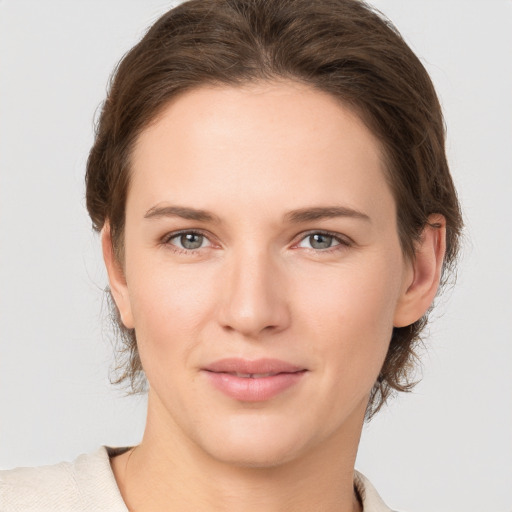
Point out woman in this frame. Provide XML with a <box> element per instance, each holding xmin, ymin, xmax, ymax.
<box><xmin>1</xmin><ymin>0</ymin><xmax>462</xmax><ymax>510</ymax></box>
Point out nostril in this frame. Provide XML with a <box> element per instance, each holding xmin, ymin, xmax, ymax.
<box><xmin>216</xmin><ymin>258</ymin><xmax>291</xmax><ymax>336</ymax></box>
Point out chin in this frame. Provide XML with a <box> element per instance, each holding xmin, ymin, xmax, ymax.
<box><xmin>194</xmin><ymin>414</ymin><xmax>319</xmax><ymax>469</ymax></box>
<box><xmin>207</xmin><ymin>438</ymin><xmax>303</xmax><ymax>469</ymax></box>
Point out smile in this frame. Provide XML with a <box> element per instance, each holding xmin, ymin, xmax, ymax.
<box><xmin>229</xmin><ymin>372</ymin><xmax>280</xmax><ymax>378</ymax></box>
<box><xmin>202</xmin><ymin>358</ymin><xmax>307</xmax><ymax>401</ymax></box>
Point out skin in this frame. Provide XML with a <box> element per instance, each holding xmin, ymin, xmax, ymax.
<box><xmin>103</xmin><ymin>80</ymin><xmax>446</xmax><ymax>512</ymax></box>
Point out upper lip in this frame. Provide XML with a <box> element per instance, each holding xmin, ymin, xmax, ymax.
<box><xmin>203</xmin><ymin>358</ymin><xmax>305</xmax><ymax>376</ymax></box>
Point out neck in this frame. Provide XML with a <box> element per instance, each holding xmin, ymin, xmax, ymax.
<box><xmin>112</xmin><ymin>393</ymin><xmax>365</xmax><ymax>512</ymax></box>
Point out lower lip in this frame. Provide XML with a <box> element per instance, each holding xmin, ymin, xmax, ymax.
<box><xmin>203</xmin><ymin>371</ymin><xmax>306</xmax><ymax>402</ymax></box>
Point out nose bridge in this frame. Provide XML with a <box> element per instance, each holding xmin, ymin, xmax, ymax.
<box><xmin>218</xmin><ymin>243</ymin><xmax>289</xmax><ymax>337</ymax></box>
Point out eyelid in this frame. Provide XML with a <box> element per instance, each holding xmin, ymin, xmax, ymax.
<box><xmin>160</xmin><ymin>228</ymin><xmax>353</xmax><ymax>253</ymax></box>
<box><xmin>161</xmin><ymin>229</ymin><xmax>217</xmax><ymax>251</ymax></box>
<box><xmin>293</xmin><ymin>230</ymin><xmax>354</xmax><ymax>250</ymax></box>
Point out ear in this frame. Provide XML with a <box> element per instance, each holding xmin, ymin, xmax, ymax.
<box><xmin>393</xmin><ymin>214</ymin><xmax>447</xmax><ymax>328</ymax></box>
<box><xmin>101</xmin><ymin>223</ymin><xmax>135</xmax><ymax>329</ymax></box>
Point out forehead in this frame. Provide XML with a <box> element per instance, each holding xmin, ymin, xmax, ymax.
<box><xmin>135</xmin><ymin>80</ymin><xmax>382</xmax><ymax>161</ymax></box>
<box><xmin>127</xmin><ymin>80</ymin><xmax>394</xmax><ymax>221</ymax></box>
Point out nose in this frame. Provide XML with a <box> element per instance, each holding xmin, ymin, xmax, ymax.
<box><xmin>217</xmin><ymin>247</ymin><xmax>291</xmax><ymax>338</ymax></box>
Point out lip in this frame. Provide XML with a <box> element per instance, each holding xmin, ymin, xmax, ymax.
<box><xmin>202</xmin><ymin>358</ymin><xmax>307</xmax><ymax>402</ymax></box>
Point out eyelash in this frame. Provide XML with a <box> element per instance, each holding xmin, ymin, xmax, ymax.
<box><xmin>160</xmin><ymin>230</ymin><xmax>212</xmax><ymax>256</ymax></box>
<box><xmin>296</xmin><ymin>230</ymin><xmax>353</xmax><ymax>253</ymax></box>
<box><xmin>160</xmin><ymin>229</ymin><xmax>353</xmax><ymax>256</ymax></box>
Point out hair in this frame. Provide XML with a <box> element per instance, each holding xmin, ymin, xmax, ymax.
<box><xmin>86</xmin><ymin>0</ymin><xmax>463</xmax><ymax>419</ymax></box>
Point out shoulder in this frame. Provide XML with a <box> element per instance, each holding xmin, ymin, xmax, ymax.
<box><xmin>354</xmin><ymin>470</ymin><xmax>399</xmax><ymax>512</ymax></box>
<box><xmin>0</xmin><ymin>447</ymin><xmax>129</xmax><ymax>512</ymax></box>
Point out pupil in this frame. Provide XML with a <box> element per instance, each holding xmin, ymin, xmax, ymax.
<box><xmin>181</xmin><ymin>233</ymin><xmax>203</xmax><ymax>249</ymax></box>
<box><xmin>310</xmin><ymin>233</ymin><xmax>332</xmax><ymax>249</ymax></box>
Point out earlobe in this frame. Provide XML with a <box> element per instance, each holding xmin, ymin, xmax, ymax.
<box><xmin>101</xmin><ymin>223</ymin><xmax>135</xmax><ymax>329</ymax></box>
<box><xmin>393</xmin><ymin>214</ymin><xmax>447</xmax><ymax>328</ymax></box>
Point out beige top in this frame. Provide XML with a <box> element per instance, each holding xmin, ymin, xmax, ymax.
<box><xmin>0</xmin><ymin>447</ymin><xmax>394</xmax><ymax>512</ymax></box>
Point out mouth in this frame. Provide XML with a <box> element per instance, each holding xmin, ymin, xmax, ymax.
<box><xmin>202</xmin><ymin>358</ymin><xmax>307</xmax><ymax>402</ymax></box>
<box><xmin>222</xmin><ymin>372</ymin><xmax>286</xmax><ymax>378</ymax></box>
<box><xmin>203</xmin><ymin>357</ymin><xmax>305</xmax><ymax>375</ymax></box>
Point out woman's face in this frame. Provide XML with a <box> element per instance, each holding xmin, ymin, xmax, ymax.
<box><xmin>110</xmin><ymin>81</ymin><xmax>416</xmax><ymax>467</ymax></box>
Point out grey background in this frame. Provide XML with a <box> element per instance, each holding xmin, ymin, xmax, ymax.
<box><xmin>1</xmin><ymin>1</ymin><xmax>511</xmax><ymax>511</ymax></box>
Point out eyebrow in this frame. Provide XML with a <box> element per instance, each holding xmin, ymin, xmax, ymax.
<box><xmin>144</xmin><ymin>205</ymin><xmax>221</xmax><ymax>223</ymax></box>
<box><xmin>284</xmin><ymin>206</ymin><xmax>371</xmax><ymax>224</ymax></box>
<box><xmin>144</xmin><ymin>204</ymin><xmax>371</xmax><ymax>224</ymax></box>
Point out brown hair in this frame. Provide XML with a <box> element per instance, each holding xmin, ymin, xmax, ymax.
<box><xmin>86</xmin><ymin>0</ymin><xmax>462</xmax><ymax>419</ymax></box>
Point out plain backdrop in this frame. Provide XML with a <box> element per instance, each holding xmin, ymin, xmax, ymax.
<box><xmin>1</xmin><ymin>1</ymin><xmax>511</xmax><ymax>511</ymax></box>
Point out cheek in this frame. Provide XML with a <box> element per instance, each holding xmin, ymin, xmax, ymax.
<box><xmin>292</xmin><ymin>255</ymin><xmax>402</xmax><ymax>382</ymax></box>
<box><xmin>125</xmin><ymin>258</ymin><xmax>218</xmax><ymax>367</ymax></box>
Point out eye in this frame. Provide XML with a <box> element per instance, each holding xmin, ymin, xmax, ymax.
<box><xmin>165</xmin><ymin>231</ymin><xmax>211</xmax><ymax>251</ymax></box>
<box><xmin>297</xmin><ymin>232</ymin><xmax>347</xmax><ymax>250</ymax></box>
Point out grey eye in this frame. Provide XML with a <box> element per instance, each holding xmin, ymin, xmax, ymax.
<box><xmin>297</xmin><ymin>232</ymin><xmax>342</xmax><ymax>250</ymax></box>
<box><xmin>308</xmin><ymin>233</ymin><xmax>334</xmax><ymax>249</ymax></box>
<box><xmin>179</xmin><ymin>233</ymin><xmax>205</xmax><ymax>250</ymax></box>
